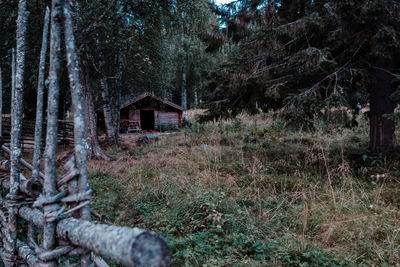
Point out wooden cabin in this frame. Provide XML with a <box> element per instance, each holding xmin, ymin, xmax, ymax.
<box><xmin>120</xmin><ymin>92</ymin><xmax>184</xmax><ymax>132</ymax></box>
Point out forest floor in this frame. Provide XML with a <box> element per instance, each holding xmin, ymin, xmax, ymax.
<box><xmin>86</xmin><ymin>111</ymin><xmax>400</xmax><ymax>266</ymax></box>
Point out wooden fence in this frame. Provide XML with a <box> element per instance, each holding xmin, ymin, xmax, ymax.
<box><xmin>1</xmin><ymin>117</ymin><xmax>74</xmax><ymax>149</ymax></box>
<box><xmin>0</xmin><ymin>142</ymin><xmax>171</xmax><ymax>266</ymax></box>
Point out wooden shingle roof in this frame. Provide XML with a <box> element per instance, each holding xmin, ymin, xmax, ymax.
<box><xmin>120</xmin><ymin>92</ymin><xmax>184</xmax><ymax>111</ymax></box>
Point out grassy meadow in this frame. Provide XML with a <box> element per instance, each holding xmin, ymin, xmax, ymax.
<box><xmin>87</xmin><ymin>111</ymin><xmax>400</xmax><ymax>266</ymax></box>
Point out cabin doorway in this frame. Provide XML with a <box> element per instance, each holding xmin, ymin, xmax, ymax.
<box><xmin>140</xmin><ymin>110</ymin><xmax>155</xmax><ymax>130</ymax></box>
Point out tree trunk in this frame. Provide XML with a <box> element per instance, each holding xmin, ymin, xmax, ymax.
<box><xmin>180</xmin><ymin>10</ymin><xmax>188</xmax><ymax>120</ymax></box>
<box><xmin>369</xmin><ymin>58</ymin><xmax>397</xmax><ymax>153</ymax></box>
<box><xmin>194</xmin><ymin>89</ymin><xmax>199</xmax><ymax>120</ymax></box>
<box><xmin>181</xmin><ymin>59</ymin><xmax>187</xmax><ymax>119</ymax></box>
<box><xmin>101</xmin><ymin>77</ymin><xmax>116</xmax><ymax>143</ymax></box>
<box><xmin>100</xmin><ymin>54</ymin><xmax>122</xmax><ymax>145</ymax></box>
<box><xmin>113</xmin><ymin>53</ymin><xmax>123</xmax><ymax>143</ymax></box>
<box><xmin>114</xmin><ymin>84</ymin><xmax>121</xmax><ymax>143</ymax></box>
<box><xmin>81</xmin><ymin>61</ymin><xmax>113</xmax><ymax>161</ymax></box>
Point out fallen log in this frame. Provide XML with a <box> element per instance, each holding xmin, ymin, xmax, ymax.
<box><xmin>19</xmin><ymin>207</ymin><xmax>171</xmax><ymax>267</ymax></box>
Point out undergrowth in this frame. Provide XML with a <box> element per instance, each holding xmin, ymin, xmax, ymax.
<box><xmin>88</xmin><ymin>112</ymin><xmax>400</xmax><ymax>266</ymax></box>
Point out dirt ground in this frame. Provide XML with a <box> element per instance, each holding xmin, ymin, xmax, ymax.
<box><xmin>99</xmin><ymin>131</ymin><xmax>175</xmax><ymax>148</ymax></box>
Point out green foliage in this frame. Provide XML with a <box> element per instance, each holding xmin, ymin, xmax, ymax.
<box><xmin>182</xmin><ymin>118</ymin><xmax>193</xmax><ymax>128</ymax></box>
<box><xmin>202</xmin><ymin>0</ymin><xmax>400</xmax><ymax>150</ymax></box>
<box><xmin>274</xmin><ymin>110</ymin><xmax>315</xmax><ymax>132</ymax></box>
<box><xmin>144</xmin><ymin>190</ymin><xmax>272</xmax><ymax>265</ymax></box>
<box><xmin>183</xmin><ymin>119</ymin><xmax>206</xmax><ymax>136</ymax></box>
<box><xmin>155</xmin><ymin>124</ymin><xmax>180</xmax><ymax>132</ymax></box>
<box><xmin>90</xmin><ymin>171</ymin><xmax>133</xmax><ymax>222</ymax></box>
<box><xmin>278</xmin><ymin>246</ymin><xmax>347</xmax><ymax>266</ymax></box>
<box><xmin>169</xmin><ymin>231</ymin><xmax>272</xmax><ymax>265</ymax></box>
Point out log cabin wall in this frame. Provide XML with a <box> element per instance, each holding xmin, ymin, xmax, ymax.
<box><xmin>155</xmin><ymin>111</ymin><xmax>180</xmax><ymax>129</ymax></box>
<box><xmin>126</xmin><ymin>109</ymin><xmax>182</xmax><ymax>130</ymax></box>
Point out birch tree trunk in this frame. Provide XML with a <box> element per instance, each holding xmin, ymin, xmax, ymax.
<box><xmin>101</xmin><ymin>77</ymin><xmax>116</xmax><ymax>143</ymax></box>
<box><xmin>113</xmin><ymin>53</ymin><xmax>123</xmax><ymax>143</ymax></box>
<box><xmin>180</xmin><ymin>11</ymin><xmax>188</xmax><ymax>119</ymax></box>
<box><xmin>100</xmin><ymin>54</ymin><xmax>122</xmax><ymax>145</ymax></box>
<box><xmin>181</xmin><ymin>52</ymin><xmax>188</xmax><ymax>119</ymax></box>
<box><xmin>181</xmin><ymin>59</ymin><xmax>187</xmax><ymax>118</ymax></box>
<box><xmin>194</xmin><ymin>89</ymin><xmax>199</xmax><ymax>120</ymax></box>
<box><xmin>114</xmin><ymin>86</ymin><xmax>121</xmax><ymax>143</ymax></box>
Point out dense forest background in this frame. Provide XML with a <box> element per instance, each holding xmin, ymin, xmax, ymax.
<box><xmin>1</xmin><ymin>0</ymin><xmax>400</xmax><ymax>153</ymax></box>
<box><xmin>0</xmin><ymin>0</ymin><xmax>218</xmax><ymax>115</ymax></box>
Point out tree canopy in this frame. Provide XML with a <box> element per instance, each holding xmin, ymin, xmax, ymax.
<box><xmin>203</xmin><ymin>0</ymin><xmax>400</xmax><ymax>152</ymax></box>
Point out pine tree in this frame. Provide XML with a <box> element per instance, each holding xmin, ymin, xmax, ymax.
<box><xmin>205</xmin><ymin>0</ymin><xmax>400</xmax><ymax>152</ymax></box>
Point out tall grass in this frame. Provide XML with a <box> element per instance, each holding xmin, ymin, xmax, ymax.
<box><xmin>88</xmin><ymin>112</ymin><xmax>400</xmax><ymax>266</ymax></box>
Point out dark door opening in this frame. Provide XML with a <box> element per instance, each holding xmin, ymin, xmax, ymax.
<box><xmin>140</xmin><ymin>110</ymin><xmax>155</xmax><ymax>130</ymax></box>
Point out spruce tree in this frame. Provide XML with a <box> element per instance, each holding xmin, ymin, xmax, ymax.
<box><xmin>205</xmin><ymin>0</ymin><xmax>400</xmax><ymax>152</ymax></box>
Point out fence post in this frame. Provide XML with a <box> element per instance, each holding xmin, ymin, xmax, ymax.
<box><xmin>40</xmin><ymin>0</ymin><xmax>62</xmax><ymax>266</ymax></box>
<box><xmin>62</xmin><ymin>0</ymin><xmax>92</xmax><ymax>265</ymax></box>
<box><xmin>3</xmin><ymin>1</ymin><xmax>28</xmax><ymax>266</ymax></box>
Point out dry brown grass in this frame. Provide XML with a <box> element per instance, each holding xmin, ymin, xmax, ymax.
<box><xmin>84</xmin><ymin>111</ymin><xmax>400</xmax><ymax>265</ymax></box>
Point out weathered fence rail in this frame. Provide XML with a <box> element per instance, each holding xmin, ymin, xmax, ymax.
<box><xmin>19</xmin><ymin>206</ymin><xmax>170</xmax><ymax>266</ymax></box>
<box><xmin>1</xmin><ymin>117</ymin><xmax>74</xmax><ymax>148</ymax></box>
